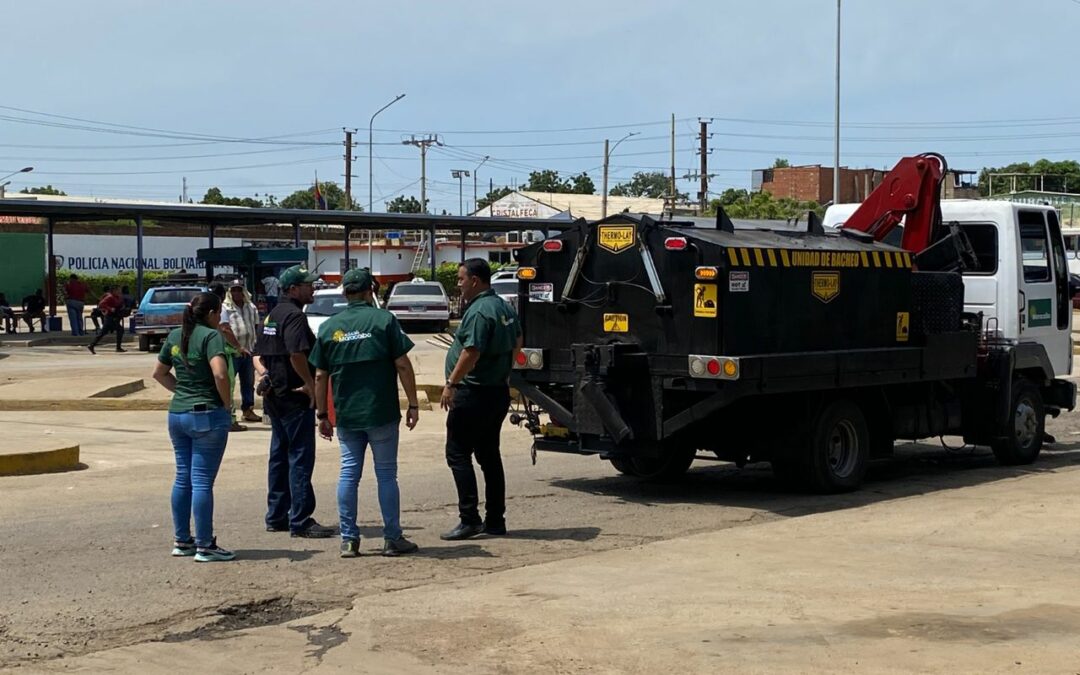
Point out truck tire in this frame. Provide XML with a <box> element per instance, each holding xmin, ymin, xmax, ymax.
<box><xmin>629</xmin><ymin>447</ymin><xmax>696</xmax><ymax>482</ymax></box>
<box><xmin>777</xmin><ymin>399</ymin><xmax>869</xmax><ymax>493</ymax></box>
<box><xmin>991</xmin><ymin>379</ymin><xmax>1044</xmax><ymax>466</ymax></box>
<box><xmin>608</xmin><ymin>457</ymin><xmax>639</xmax><ymax>477</ymax></box>
<box><xmin>138</xmin><ymin>334</ymin><xmax>150</xmax><ymax>352</ymax></box>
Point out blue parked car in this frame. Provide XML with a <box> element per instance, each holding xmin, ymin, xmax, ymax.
<box><xmin>132</xmin><ymin>285</ymin><xmax>205</xmax><ymax>352</ymax></box>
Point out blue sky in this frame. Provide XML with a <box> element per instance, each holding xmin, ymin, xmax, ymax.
<box><xmin>2</xmin><ymin>0</ymin><xmax>1078</xmax><ymax>213</ymax></box>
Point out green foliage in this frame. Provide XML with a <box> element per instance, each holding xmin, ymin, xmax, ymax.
<box><xmin>200</xmin><ymin>187</ymin><xmax>264</xmax><ymax>208</ymax></box>
<box><xmin>413</xmin><ymin>261</ymin><xmax>504</xmax><ymax>298</ymax></box>
<box><xmin>385</xmin><ymin>195</ymin><xmax>425</xmax><ymax>213</ymax></box>
<box><xmin>477</xmin><ymin>186</ymin><xmax>514</xmax><ymax>210</ymax></box>
<box><xmin>772</xmin><ymin>158</ymin><xmax>791</xmax><ymax>169</ymax></box>
<box><xmin>705</xmin><ymin>190</ymin><xmax>822</xmax><ymax>220</ymax></box>
<box><xmin>56</xmin><ymin>269</ymin><xmax>174</xmax><ymax>302</ymax></box>
<box><xmin>19</xmin><ymin>185</ymin><xmax>66</xmax><ymax>196</ymax></box>
<box><xmin>279</xmin><ymin>181</ymin><xmax>358</xmax><ymax>210</ymax></box>
<box><xmin>609</xmin><ymin>171</ymin><xmax>685</xmax><ymax>199</ymax></box>
<box><xmin>522</xmin><ymin>170</ymin><xmax>596</xmax><ymax>195</ymax></box>
<box><xmin>978</xmin><ymin>159</ymin><xmax>1080</xmax><ymax>196</ymax></box>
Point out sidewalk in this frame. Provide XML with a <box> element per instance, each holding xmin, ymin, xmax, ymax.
<box><xmin>37</xmin><ymin>459</ymin><xmax>1080</xmax><ymax>673</ymax></box>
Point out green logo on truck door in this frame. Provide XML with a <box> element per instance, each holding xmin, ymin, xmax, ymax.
<box><xmin>1028</xmin><ymin>298</ymin><xmax>1052</xmax><ymax>327</ymax></box>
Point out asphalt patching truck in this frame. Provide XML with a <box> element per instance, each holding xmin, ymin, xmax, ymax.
<box><xmin>508</xmin><ymin>154</ymin><xmax>1076</xmax><ymax>492</ymax></box>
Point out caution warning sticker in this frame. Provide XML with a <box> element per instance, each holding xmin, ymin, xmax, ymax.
<box><xmin>603</xmin><ymin>313</ymin><xmax>629</xmax><ymax>333</ymax></box>
<box><xmin>896</xmin><ymin>311</ymin><xmax>910</xmax><ymax>342</ymax></box>
<box><xmin>694</xmin><ymin>283</ymin><xmax>718</xmax><ymax>318</ymax></box>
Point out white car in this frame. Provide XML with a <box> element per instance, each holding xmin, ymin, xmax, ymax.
<box><xmin>491</xmin><ymin>278</ymin><xmax>519</xmax><ymax>311</ymax></box>
<box><xmin>385</xmin><ymin>279</ymin><xmax>451</xmax><ymax>331</ymax></box>
<box><xmin>491</xmin><ymin>267</ymin><xmax>518</xmax><ymax>282</ymax></box>
<box><xmin>304</xmin><ymin>287</ymin><xmax>381</xmax><ymax>335</ymax></box>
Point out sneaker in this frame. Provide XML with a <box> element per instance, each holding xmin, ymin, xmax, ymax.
<box><xmin>291</xmin><ymin>521</ymin><xmax>337</xmax><ymax>539</ymax></box>
<box><xmin>194</xmin><ymin>539</ymin><xmax>235</xmax><ymax>562</ymax></box>
<box><xmin>482</xmin><ymin>521</ymin><xmax>507</xmax><ymax>536</ymax></box>
<box><xmin>171</xmin><ymin>539</ymin><xmax>196</xmax><ymax>557</ymax></box>
<box><xmin>382</xmin><ymin>536</ymin><xmax>419</xmax><ymax>557</ymax></box>
<box><xmin>340</xmin><ymin>538</ymin><xmax>361</xmax><ymax>558</ymax></box>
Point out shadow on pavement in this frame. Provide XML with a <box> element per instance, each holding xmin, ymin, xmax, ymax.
<box><xmin>415</xmin><ymin>544</ymin><xmax>496</xmax><ymax>559</ymax></box>
<box><xmin>503</xmin><ymin>527</ymin><xmax>601</xmax><ymax>542</ymax></box>
<box><xmin>234</xmin><ymin>548</ymin><xmax>321</xmax><ymax>562</ymax></box>
<box><xmin>549</xmin><ymin>442</ymin><xmax>1080</xmax><ymax>518</ymax></box>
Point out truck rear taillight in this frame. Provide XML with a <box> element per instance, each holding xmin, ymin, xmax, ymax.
<box><xmin>513</xmin><ymin>348</ymin><xmax>544</xmax><ymax>370</ymax></box>
<box><xmin>517</xmin><ymin>267</ymin><xmax>537</xmax><ymax>280</ymax></box>
<box><xmin>542</xmin><ymin>239</ymin><xmax>563</xmax><ymax>252</ymax></box>
<box><xmin>664</xmin><ymin>237</ymin><xmax>688</xmax><ymax>251</ymax></box>
<box><xmin>688</xmin><ymin>354</ymin><xmax>739</xmax><ymax>380</ymax></box>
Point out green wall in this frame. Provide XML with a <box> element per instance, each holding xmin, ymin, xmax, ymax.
<box><xmin>0</xmin><ymin>233</ymin><xmax>45</xmax><ymax>304</ymax></box>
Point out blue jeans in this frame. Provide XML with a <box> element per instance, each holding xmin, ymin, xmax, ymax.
<box><xmin>65</xmin><ymin>299</ymin><xmax>85</xmax><ymax>336</ymax></box>
<box><xmin>266</xmin><ymin>407</ymin><xmax>317</xmax><ymax>532</ymax></box>
<box><xmin>337</xmin><ymin>422</ymin><xmax>402</xmax><ymax>541</ymax></box>
<box><xmin>233</xmin><ymin>354</ymin><xmax>255</xmax><ymax>411</ymax></box>
<box><xmin>169</xmin><ymin>407</ymin><xmax>231</xmax><ymax>547</ymax></box>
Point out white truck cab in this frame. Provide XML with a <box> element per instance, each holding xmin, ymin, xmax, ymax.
<box><xmin>825</xmin><ymin>200</ymin><xmax>1074</xmax><ymax>377</ymax></box>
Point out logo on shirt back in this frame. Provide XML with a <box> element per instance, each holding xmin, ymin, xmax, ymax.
<box><xmin>332</xmin><ymin>329</ymin><xmax>372</xmax><ymax>343</ymax></box>
<box><xmin>171</xmin><ymin>345</ymin><xmax>181</xmax><ymax>358</ymax></box>
<box><xmin>501</xmin><ymin>315</ymin><xmax>515</xmax><ymax>327</ymax></box>
<box><xmin>263</xmin><ymin>317</ymin><xmax>277</xmax><ymax>337</ymax></box>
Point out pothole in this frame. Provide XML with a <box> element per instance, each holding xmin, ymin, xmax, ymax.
<box><xmin>161</xmin><ymin>597</ymin><xmax>337</xmax><ymax>643</ymax></box>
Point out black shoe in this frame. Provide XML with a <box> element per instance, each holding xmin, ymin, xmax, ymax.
<box><xmin>265</xmin><ymin>523</ymin><xmax>289</xmax><ymax>532</ymax></box>
<box><xmin>483</xmin><ymin>521</ymin><xmax>507</xmax><ymax>536</ymax></box>
<box><xmin>440</xmin><ymin>522</ymin><xmax>484</xmax><ymax>541</ymax></box>
<box><xmin>291</xmin><ymin>521</ymin><xmax>337</xmax><ymax>538</ymax></box>
<box><xmin>115</xmin><ymin>347</ymin><xmax>126</xmax><ymax>353</ymax></box>
<box><xmin>86</xmin><ymin>344</ymin><xmax>96</xmax><ymax>355</ymax></box>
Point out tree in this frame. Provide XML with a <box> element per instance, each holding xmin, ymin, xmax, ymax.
<box><xmin>705</xmin><ymin>190</ymin><xmax>821</xmax><ymax>220</ymax></box>
<box><xmin>477</xmin><ymin>186</ymin><xmax>514</xmax><ymax>210</ymax></box>
<box><xmin>278</xmin><ymin>181</ymin><xmax>358</xmax><ymax>210</ymax></box>
<box><xmin>200</xmin><ymin>187</ymin><xmax>263</xmax><ymax>208</ymax></box>
<box><xmin>609</xmin><ymin>171</ymin><xmax>686</xmax><ymax>199</ymax></box>
<box><xmin>978</xmin><ymin>159</ymin><xmax>1080</xmax><ymax>196</ymax></box>
<box><xmin>773</xmin><ymin>158</ymin><xmax>791</xmax><ymax>169</ymax></box>
<box><xmin>19</xmin><ymin>185</ymin><xmax>66</xmax><ymax>196</ymax></box>
<box><xmin>717</xmin><ymin>188</ymin><xmax>750</xmax><ymax>206</ymax></box>
<box><xmin>569</xmin><ymin>172</ymin><xmax>595</xmax><ymax>195</ymax></box>
<box><xmin>385</xmin><ymin>195</ymin><xmax>425</xmax><ymax>213</ymax></box>
<box><xmin>522</xmin><ymin>169</ymin><xmax>596</xmax><ymax>194</ymax></box>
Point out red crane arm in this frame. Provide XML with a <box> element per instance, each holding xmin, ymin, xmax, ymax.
<box><xmin>839</xmin><ymin>153</ymin><xmax>946</xmax><ymax>253</ymax></box>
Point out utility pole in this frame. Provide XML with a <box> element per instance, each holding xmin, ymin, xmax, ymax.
<box><xmin>402</xmin><ymin>135</ymin><xmax>441</xmax><ymax>214</ymax></box>
<box><xmin>181</xmin><ymin>176</ymin><xmax>188</xmax><ymax>203</ymax></box>
<box><xmin>473</xmin><ymin>155</ymin><xmax>489</xmax><ymax>214</ymax></box>
<box><xmin>451</xmin><ymin>169</ymin><xmax>470</xmax><ymax>216</ymax></box>
<box><xmin>833</xmin><ymin>0</ymin><xmax>842</xmax><ymax>205</ymax></box>
<box><xmin>601</xmin><ymin>139</ymin><xmax>610</xmax><ymax>220</ymax></box>
<box><xmin>343</xmin><ymin>128</ymin><xmax>355</xmax><ymax>210</ymax></box>
<box><xmin>669</xmin><ymin>113</ymin><xmax>676</xmax><ymax>216</ymax></box>
<box><xmin>698</xmin><ymin>119</ymin><xmax>712</xmax><ymax>214</ymax></box>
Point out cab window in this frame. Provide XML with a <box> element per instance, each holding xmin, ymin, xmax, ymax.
<box><xmin>1018</xmin><ymin>211</ymin><xmax>1050</xmax><ymax>283</ymax></box>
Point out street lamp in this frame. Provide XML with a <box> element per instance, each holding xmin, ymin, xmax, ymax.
<box><xmin>0</xmin><ymin>167</ymin><xmax>32</xmax><ymax>198</ymax></box>
<box><xmin>602</xmin><ymin>133</ymin><xmax>638</xmax><ymax>218</ymax></box>
<box><xmin>451</xmin><ymin>169</ymin><xmax>471</xmax><ymax>216</ymax></box>
<box><xmin>368</xmin><ymin>94</ymin><xmax>406</xmax><ymax>268</ymax></box>
<box><xmin>472</xmin><ymin>155</ymin><xmax>489</xmax><ymax>214</ymax></box>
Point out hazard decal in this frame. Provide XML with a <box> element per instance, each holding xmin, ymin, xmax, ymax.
<box><xmin>693</xmin><ymin>283</ymin><xmax>718</xmax><ymax>318</ymax></box>
<box><xmin>811</xmin><ymin>271</ymin><xmax>840</xmax><ymax>303</ymax></box>
<box><xmin>597</xmin><ymin>226</ymin><xmax>635</xmax><ymax>254</ymax></box>
<box><xmin>896</xmin><ymin>312</ymin><xmax>910</xmax><ymax>342</ymax></box>
<box><xmin>603</xmin><ymin>313</ymin><xmax>629</xmax><ymax>333</ymax></box>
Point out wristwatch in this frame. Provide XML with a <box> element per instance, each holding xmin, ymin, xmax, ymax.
<box><xmin>444</xmin><ymin>380</ymin><xmax>458</xmax><ymax>389</ymax></box>
<box><xmin>316</xmin><ymin>412</ymin><xmax>329</xmax><ymax>420</ymax></box>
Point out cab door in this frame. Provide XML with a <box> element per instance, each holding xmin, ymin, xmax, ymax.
<box><xmin>1017</xmin><ymin>209</ymin><xmax>1072</xmax><ymax>376</ymax></box>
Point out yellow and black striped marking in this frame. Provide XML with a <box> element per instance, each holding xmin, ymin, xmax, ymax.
<box><xmin>726</xmin><ymin>247</ymin><xmax>911</xmax><ymax>269</ymax></box>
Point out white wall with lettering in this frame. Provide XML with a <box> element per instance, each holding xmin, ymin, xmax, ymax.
<box><xmin>53</xmin><ymin>234</ymin><xmax>311</xmax><ymax>274</ymax></box>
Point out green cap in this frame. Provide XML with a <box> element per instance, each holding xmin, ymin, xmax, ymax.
<box><xmin>342</xmin><ymin>267</ymin><xmax>374</xmax><ymax>292</ymax></box>
<box><xmin>278</xmin><ymin>265</ymin><xmax>319</xmax><ymax>289</ymax></box>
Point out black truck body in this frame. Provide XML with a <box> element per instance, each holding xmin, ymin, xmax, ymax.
<box><xmin>510</xmin><ymin>213</ymin><xmax>1075</xmax><ymax>491</ymax></box>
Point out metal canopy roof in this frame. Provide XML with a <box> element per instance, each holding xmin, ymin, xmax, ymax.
<box><xmin>0</xmin><ymin>198</ymin><xmax>566</xmax><ymax>233</ymax></box>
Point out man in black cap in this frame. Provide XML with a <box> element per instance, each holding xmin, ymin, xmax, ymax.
<box><xmin>254</xmin><ymin>265</ymin><xmax>335</xmax><ymax>538</ymax></box>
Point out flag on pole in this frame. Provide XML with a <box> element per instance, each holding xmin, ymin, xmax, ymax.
<box><xmin>314</xmin><ymin>171</ymin><xmax>327</xmax><ymax>210</ymax></box>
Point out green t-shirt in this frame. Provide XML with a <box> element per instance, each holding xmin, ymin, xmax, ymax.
<box><xmin>445</xmin><ymin>289</ymin><xmax>521</xmax><ymax>387</ymax></box>
<box><xmin>158</xmin><ymin>324</ymin><xmax>227</xmax><ymax>414</ymax></box>
<box><xmin>308</xmin><ymin>301</ymin><xmax>415</xmax><ymax>431</ymax></box>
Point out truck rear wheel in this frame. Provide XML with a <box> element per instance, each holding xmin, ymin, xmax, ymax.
<box><xmin>608</xmin><ymin>457</ymin><xmax>639</xmax><ymax>477</ymax></box>
<box><xmin>991</xmin><ymin>379</ymin><xmax>1044</xmax><ymax>466</ymax></box>
<box><xmin>774</xmin><ymin>399</ymin><xmax>869</xmax><ymax>493</ymax></box>
<box><xmin>629</xmin><ymin>447</ymin><xmax>696</xmax><ymax>482</ymax></box>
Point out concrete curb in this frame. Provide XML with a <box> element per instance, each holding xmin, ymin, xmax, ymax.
<box><xmin>0</xmin><ymin>444</ymin><xmax>80</xmax><ymax>476</ymax></box>
<box><xmin>89</xmin><ymin>379</ymin><xmax>146</xmax><ymax>399</ymax></box>
<box><xmin>0</xmin><ymin>395</ymin><xmax>433</xmax><ymax>413</ymax></box>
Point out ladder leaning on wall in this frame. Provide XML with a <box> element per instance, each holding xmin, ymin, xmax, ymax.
<box><xmin>410</xmin><ymin>233</ymin><xmax>428</xmax><ymax>274</ymax></box>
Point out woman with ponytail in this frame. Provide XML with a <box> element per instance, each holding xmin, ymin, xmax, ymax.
<box><xmin>151</xmin><ymin>292</ymin><xmax>235</xmax><ymax>562</ymax></box>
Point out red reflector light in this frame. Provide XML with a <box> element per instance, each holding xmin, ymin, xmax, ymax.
<box><xmin>706</xmin><ymin>359</ymin><xmax>721</xmax><ymax>376</ymax></box>
<box><xmin>542</xmin><ymin>239</ymin><xmax>564</xmax><ymax>252</ymax></box>
<box><xmin>664</xmin><ymin>237</ymin><xmax>688</xmax><ymax>251</ymax></box>
<box><xmin>515</xmin><ymin>351</ymin><xmax>528</xmax><ymax>367</ymax></box>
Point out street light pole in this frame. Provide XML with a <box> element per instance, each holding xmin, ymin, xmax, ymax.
<box><xmin>368</xmin><ymin>94</ymin><xmax>405</xmax><ymax>269</ymax></box>
<box><xmin>451</xmin><ymin>170</ymin><xmax>471</xmax><ymax>216</ymax></box>
<box><xmin>0</xmin><ymin>166</ymin><xmax>34</xmax><ymax>197</ymax></box>
<box><xmin>601</xmin><ymin>133</ymin><xmax>638</xmax><ymax>219</ymax></box>
<box><xmin>472</xmin><ymin>155</ymin><xmax>489</xmax><ymax>214</ymax></box>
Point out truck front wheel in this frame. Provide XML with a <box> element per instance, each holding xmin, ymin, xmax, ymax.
<box><xmin>991</xmin><ymin>379</ymin><xmax>1044</xmax><ymax>466</ymax></box>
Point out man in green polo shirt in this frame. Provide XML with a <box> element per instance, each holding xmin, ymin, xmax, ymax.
<box><xmin>310</xmin><ymin>268</ymin><xmax>421</xmax><ymax>558</ymax></box>
<box><xmin>440</xmin><ymin>258</ymin><xmax>522</xmax><ymax>541</ymax></box>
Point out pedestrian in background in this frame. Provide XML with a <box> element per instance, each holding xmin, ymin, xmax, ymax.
<box><xmin>151</xmin><ymin>291</ymin><xmax>235</xmax><ymax>562</ymax></box>
<box><xmin>87</xmin><ymin>286</ymin><xmax>126</xmax><ymax>353</ymax></box>
<box><xmin>261</xmin><ymin>272</ymin><xmax>280</xmax><ymax>312</ymax></box>
<box><xmin>63</xmin><ymin>274</ymin><xmax>89</xmax><ymax>337</ymax></box>
<box><xmin>220</xmin><ymin>279</ymin><xmax>261</xmax><ymax>426</ymax></box>
<box><xmin>0</xmin><ymin>293</ymin><xmax>17</xmax><ymax>333</ymax></box>
<box><xmin>21</xmin><ymin>289</ymin><xmax>47</xmax><ymax>333</ymax></box>
<box><xmin>254</xmin><ymin>265</ymin><xmax>335</xmax><ymax>539</ymax></box>
<box><xmin>440</xmin><ymin>259</ymin><xmax>521</xmax><ymax>541</ymax></box>
<box><xmin>309</xmin><ymin>268</ymin><xmax>420</xmax><ymax>558</ymax></box>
